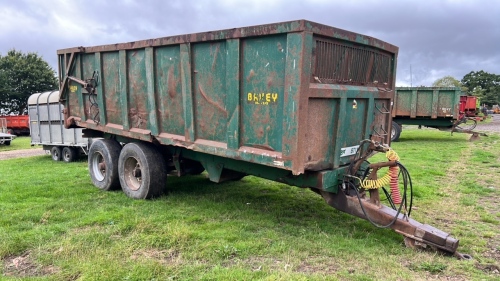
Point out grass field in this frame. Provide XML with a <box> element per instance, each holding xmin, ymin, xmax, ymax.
<box><xmin>1</xmin><ymin>129</ymin><xmax>499</xmax><ymax>280</ymax></box>
<box><xmin>0</xmin><ymin>137</ymin><xmax>37</xmax><ymax>152</ymax></box>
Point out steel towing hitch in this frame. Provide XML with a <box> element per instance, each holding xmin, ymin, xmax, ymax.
<box><xmin>321</xmin><ymin>190</ymin><xmax>459</xmax><ymax>254</ymax></box>
<box><xmin>319</xmin><ymin>140</ymin><xmax>472</xmax><ymax>259</ymax></box>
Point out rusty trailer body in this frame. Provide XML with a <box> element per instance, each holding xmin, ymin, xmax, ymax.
<box><xmin>59</xmin><ymin>20</ymin><xmax>395</xmax><ymax>177</ymax></box>
<box><xmin>58</xmin><ymin>20</ymin><xmax>460</xmax><ymax>255</ymax></box>
<box><xmin>390</xmin><ymin>87</ymin><xmax>478</xmax><ymax>141</ymax></box>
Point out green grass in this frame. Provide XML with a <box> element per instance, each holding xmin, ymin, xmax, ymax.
<box><xmin>1</xmin><ymin>128</ymin><xmax>499</xmax><ymax>280</ymax></box>
<box><xmin>0</xmin><ymin>136</ymin><xmax>37</xmax><ymax>152</ymax></box>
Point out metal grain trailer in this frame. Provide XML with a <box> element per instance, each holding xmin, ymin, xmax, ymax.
<box><xmin>0</xmin><ymin>115</ymin><xmax>30</xmax><ymax>135</ymax></box>
<box><xmin>460</xmin><ymin>95</ymin><xmax>479</xmax><ymax>117</ymax></box>
<box><xmin>391</xmin><ymin>87</ymin><xmax>482</xmax><ymax>141</ymax></box>
<box><xmin>28</xmin><ymin>91</ymin><xmax>90</xmax><ymax>162</ymax></box>
<box><xmin>58</xmin><ymin>20</ymin><xmax>462</xmax><ymax>255</ymax></box>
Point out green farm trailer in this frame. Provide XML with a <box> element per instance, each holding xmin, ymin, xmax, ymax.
<box><xmin>58</xmin><ymin>20</ymin><xmax>462</xmax><ymax>256</ymax></box>
<box><xmin>391</xmin><ymin>87</ymin><xmax>481</xmax><ymax>141</ymax></box>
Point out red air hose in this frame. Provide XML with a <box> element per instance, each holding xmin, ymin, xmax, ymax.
<box><xmin>389</xmin><ymin>165</ymin><xmax>401</xmax><ymax>204</ymax></box>
<box><xmin>386</xmin><ymin>149</ymin><xmax>402</xmax><ymax>204</ymax></box>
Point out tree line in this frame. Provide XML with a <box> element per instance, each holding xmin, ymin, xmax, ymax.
<box><xmin>432</xmin><ymin>72</ymin><xmax>499</xmax><ymax>106</ymax></box>
<box><xmin>0</xmin><ymin>50</ymin><xmax>58</xmax><ymax>115</ymax></box>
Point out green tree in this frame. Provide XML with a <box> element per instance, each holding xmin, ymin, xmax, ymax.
<box><xmin>461</xmin><ymin>70</ymin><xmax>500</xmax><ymax>106</ymax></box>
<box><xmin>432</xmin><ymin>76</ymin><xmax>462</xmax><ymax>88</ymax></box>
<box><xmin>0</xmin><ymin>49</ymin><xmax>58</xmax><ymax>115</ymax></box>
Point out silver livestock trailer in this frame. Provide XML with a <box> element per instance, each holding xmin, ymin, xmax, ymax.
<box><xmin>28</xmin><ymin>91</ymin><xmax>91</xmax><ymax>162</ymax></box>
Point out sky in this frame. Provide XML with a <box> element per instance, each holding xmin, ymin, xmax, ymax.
<box><xmin>1</xmin><ymin>0</ymin><xmax>499</xmax><ymax>87</ymax></box>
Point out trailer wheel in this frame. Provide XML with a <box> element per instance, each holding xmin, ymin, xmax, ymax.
<box><xmin>51</xmin><ymin>146</ymin><xmax>62</xmax><ymax>161</ymax></box>
<box><xmin>119</xmin><ymin>142</ymin><xmax>166</xmax><ymax>199</ymax></box>
<box><xmin>62</xmin><ymin>147</ymin><xmax>77</xmax><ymax>162</ymax></box>
<box><xmin>391</xmin><ymin>121</ymin><xmax>401</xmax><ymax>142</ymax></box>
<box><xmin>4</xmin><ymin>141</ymin><xmax>10</xmax><ymax>146</ymax></box>
<box><xmin>88</xmin><ymin>139</ymin><xmax>122</xmax><ymax>191</ymax></box>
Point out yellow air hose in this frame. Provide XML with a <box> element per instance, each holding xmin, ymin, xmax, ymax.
<box><xmin>361</xmin><ymin>149</ymin><xmax>402</xmax><ymax>203</ymax></box>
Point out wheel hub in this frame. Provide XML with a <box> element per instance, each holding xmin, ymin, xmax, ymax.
<box><xmin>91</xmin><ymin>152</ymin><xmax>106</xmax><ymax>181</ymax></box>
<box><xmin>124</xmin><ymin>157</ymin><xmax>142</xmax><ymax>191</ymax></box>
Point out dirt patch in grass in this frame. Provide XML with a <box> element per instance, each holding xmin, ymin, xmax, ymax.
<box><xmin>481</xmin><ymin>192</ymin><xmax>500</xmax><ymax>218</ymax></box>
<box><xmin>237</xmin><ymin>256</ymin><xmax>339</xmax><ymax>274</ymax></box>
<box><xmin>236</xmin><ymin>256</ymin><xmax>291</xmax><ymax>272</ymax></box>
<box><xmin>423</xmin><ymin>274</ymin><xmax>469</xmax><ymax>281</ymax></box>
<box><xmin>130</xmin><ymin>249</ymin><xmax>183</xmax><ymax>266</ymax></box>
<box><xmin>475</xmin><ymin>262</ymin><xmax>500</xmax><ymax>275</ymax></box>
<box><xmin>401</xmin><ymin>259</ymin><xmax>468</xmax><ymax>281</ymax></box>
<box><xmin>295</xmin><ymin>259</ymin><xmax>339</xmax><ymax>274</ymax></box>
<box><xmin>0</xmin><ymin>148</ymin><xmax>46</xmax><ymax>160</ymax></box>
<box><xmin>476</xmin><ymin>244</ymin><xmax>500</xmax><ymax>274</ymax></box>
<box><xmin>3</xmin><ymin>251</ymin><xmax>59</xmax><ymax>278</ymax></box>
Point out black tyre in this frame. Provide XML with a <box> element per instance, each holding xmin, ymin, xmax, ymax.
<box><xmin>391</xmin><ymin>121</ymin><xmax>401</xmax><ymax>142</ymax></box>
<box><xmin>119</xmin><ymin>142</ymin><xmax>166</xmax><ymax>199</ymax></box>
<box><xmin>51</xmin><ymin>146</ymin><xmax>62</xmax><ymax>161</ymax></box>
<box><xmin>4</xmin><ymin>141</ymin><xmax>10</xmax><ymax>146</ymax></box>
<box><xmin>88</xmin><ymin>139</ymin><xmax>122</xmax><ymax>191</ymax></box>
<box><xmin>62</xmin><ymin>147</ymin><xmax>77</xmax><ymax>163</ymax></box>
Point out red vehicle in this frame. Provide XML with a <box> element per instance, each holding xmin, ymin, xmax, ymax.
<box><xmin>459</xmin><ymin>96</ymin><xmax>478</xmax><ymax>117</ymax></box>
<box><xmin>0</xmin><ymin>115</ymin><xmax>30</xmax><ymax>135</ymax></box>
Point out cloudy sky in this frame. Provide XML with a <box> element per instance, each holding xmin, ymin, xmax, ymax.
<box><xmin>1</xmin><ymin>0</ymin><xmax>499</xmax><ymax>87</ymax></box>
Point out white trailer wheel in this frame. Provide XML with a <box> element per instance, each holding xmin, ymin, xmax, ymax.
<box><xmin>88</xmin><ymin>139</ymin><xmax>122</xmax><ymax>191</ymax></box>
<box><xmin>119</xmin><ymin>142</ymin><xmax>166</xmax><ymax>199</ymax></box>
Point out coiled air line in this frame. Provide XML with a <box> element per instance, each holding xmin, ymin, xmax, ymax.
<box><xmin>361</xmin><ymin>149</ymin><xmax>402</xmax><ymax>204</ymax></box>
